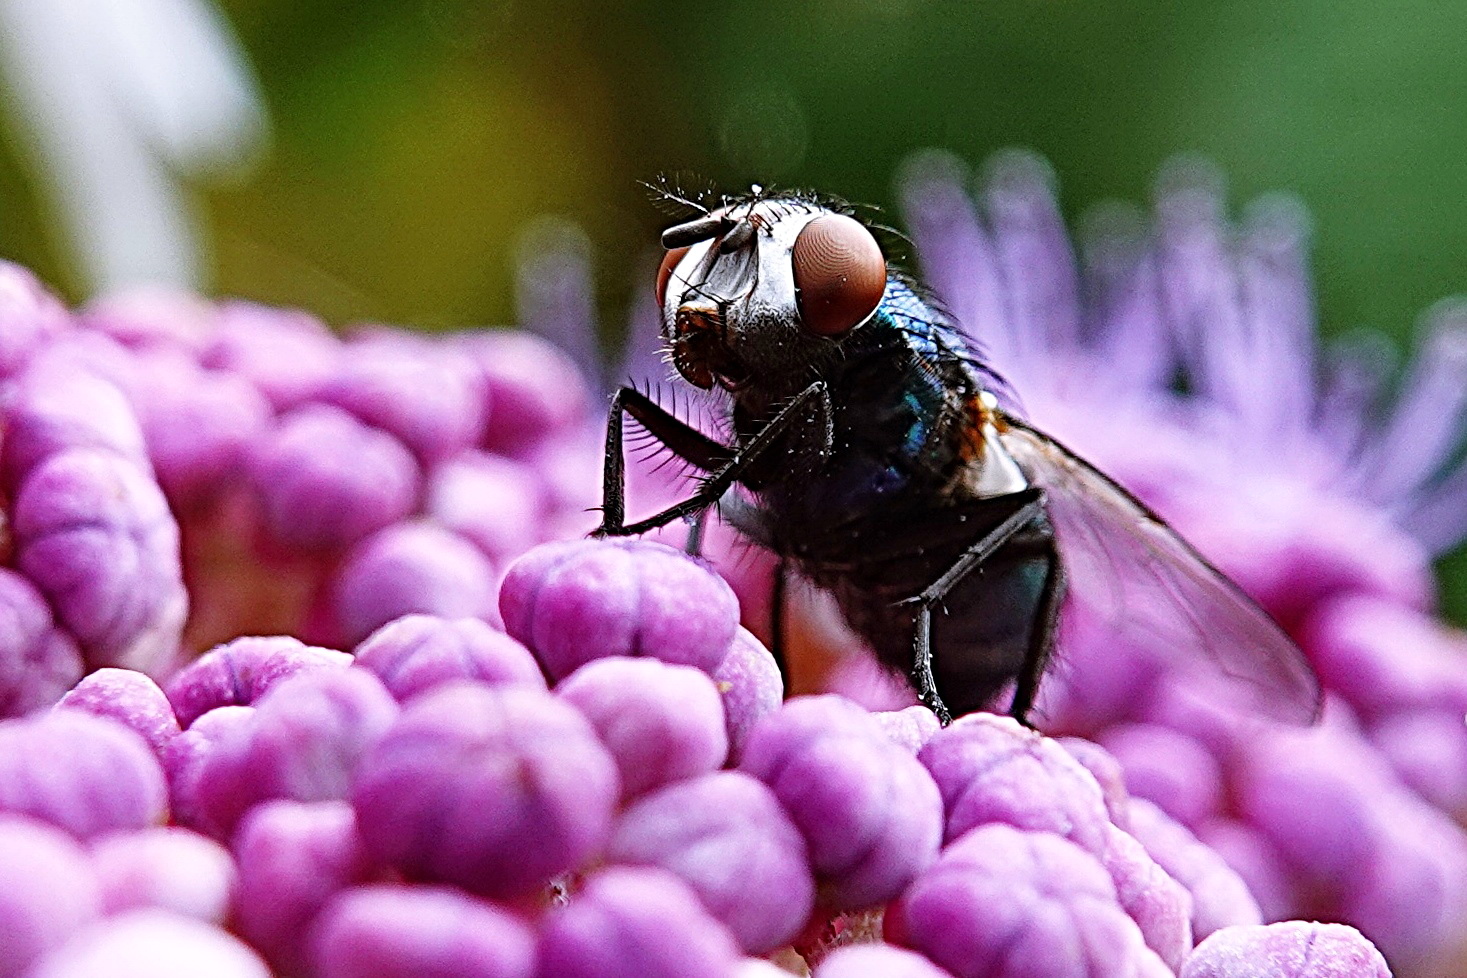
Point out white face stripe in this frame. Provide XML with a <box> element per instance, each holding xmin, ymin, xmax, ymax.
<box><xmin>662</xmin><ymin>203</ymin><xmax>823</xmax><ymax>331</ymax></box>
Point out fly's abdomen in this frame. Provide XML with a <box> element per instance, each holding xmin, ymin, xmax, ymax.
<box><xmin>819</xmin><ymin>510</ymin><xmax>1059</xmax><ymax>717</ymax></box>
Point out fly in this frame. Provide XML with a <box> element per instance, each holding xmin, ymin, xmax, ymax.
<box><xmin>594</xmin><ymin>187</ymin><xmax>1322</xmax><ymax>727</ymax></box>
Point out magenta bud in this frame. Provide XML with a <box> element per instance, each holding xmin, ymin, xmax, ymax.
<box><xmin>1180</xmin><ymin>921</ymin><xmax>1391</xmax><ymax>978</ymax></box>
<box><xmin>201</xmin><ymin>300</ymin><xmax>340</xmax><ymax>411</ymax></box>
<box><xmin>918</xmin><ymin>713</ymin><xmax>1112</xmax><ymax>855</ymax></box>
<box><xmin>353</xmin><ymin>683</ymin><xmax>618</xmax><ymax>899</ymax></box>
<box><xmin>1101</xmin><ymin>824</ymin><xmax>1193</xmax><ymax>971</ymax></box>
<box><xmin>163</xmin><ymin>706</ymin><xmax>255</xmax><ymax>830</ymax></box>
<box><xmin>1127</xmin><ymin>799</ymin><xmax>1262</xmax><ymax>942</ymax></box>
<box><xmin>1</xmin><ymin>355</ymin><xmax>147</xmax><ymax>488</ymax></box>
<box><xmin>534</xmin><ymin>866</ymin><xmax>741</xmax><ymax>978</ymax></box>
<box><xmin>712</xmin><ymin>628</ymin><xmax>785</xmax><ymax>763</ymax></box>
<box><xmin>319</xmin><ymin>337</ymin><xmax>487</xmax><ymax>466</ymax></box>
<box><xmin>557</xmin><ymin>657</ymin><xmax>727</xmax><ymax>799</ymax></box>
<box><xmin>91</xmin><ymin>827</ymin><xmax>234</xmax><ymax>923</ymax></box>
<box><xmin>191</xmin><ymin>669</ymin><xmax>398</xmax><ymax>839</ymax></box>
<box><xmin>233</xmin><ymin>799</ymin><xmax>376</xmax><ymax>976</ymax></box>
<box><xmin>454</xmin><ymin>331</ymin><xmax>589</xmax><ymax>456</ymax></box>
<box><xmin>1056</xmin><ymin>737</ymin><xmax>1132</xmax><ymax>829</ymax></box>
<box><xmin>165</xmin><ymin>635</ymin><xmax>352</xmax><ymax>728</ymax></box>
<box><xmin>353</xmin><ymin>614</ymin><xmax>545</xmax><ymax>701</ymax></box>
<box><xmin>130</xmin><ymin>353</ymin><xmax>272</xmax><ymax>510</ymax></box>
<box><xmin>312</xmin><ymin>884</ymin><xmax>536</xmax><ymax>978</ymax></box>
<box><xmin>0</xmin><ymin>816</ymin><xmax>99</xmax><ymax>978</ymax></box>
<box><xmin>1100</xmin><ymin>723</ymin><xmax>1223</xmax><ymax>828</ymax></box>
<box><xmin>79</xmin><ymin>285</ymin><xmax>216</xmax><ymax>353</ymax></box>
<box><xmin>873</xmin><ymin>706</ymin><xmax>943</xmax><ymax>754</ymax></box>
<box><xmin>28</xmin><ymin>909</ymin><xmax>271</xmax><ymax>978</ymax></box>
<box><xmin>0</xmin><ymin>261</ymin><xmax>69</xmax><ymax>378</ymax></box>
<box><xmin>426</xmin><ymin>451</ymin><xmax>547</xmax><ymax>564</ymax></box>
<box><xmin>739</xmin><ymin>695</ymin><xmax>943</xmax><ymax>909</ymax></box>
<box><xmin>0</xmin><ymin>569</ymin><xmax>84</xmax><ymax>718</ymax></box>
<box><xmin>608</xmin><ymin>771</ymin><xmax>814</xmax><ymax>953</ymax></box>
<box><xmin>249</xmin><ymin>404</ymin><xmax>421</xmax><ymax>553</ymax></box>
<box><xmin>330</xmin><ymin>521</ymin><xmax>499</xmax><ymax>647</ymax></box>
<box><xmin>891</xmin><ymin>824</ymin><xmax>1149</xmax><ymax>978</ymax></box>
<box><xmin>12</xmin><ymin>449</ymin><xmax>185</xmax><ymax>674</ymax></box>
<box><xmin>499</xmin><ymin>539</ymin><xmax>739</xmax><ymax>682</ymax></box>
<box><xmin>814</xmin><ymin>945</ymin><xmax>956</xmax><ymax>978</ymax></box>
<box><xmin>0</xmin><ymin>712</ymin><xmax>166</xmax><ymax>839</ymax></box>
<box><xmin>56</xmin><ymin>668</ymin><xmax>179</xmax><ymax>755</ymax></box>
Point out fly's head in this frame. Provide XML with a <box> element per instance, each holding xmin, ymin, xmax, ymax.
<box><xmin>655</xmin><ymin>195</ymin><xmax>888</xmax><ymax>396</ymax></box>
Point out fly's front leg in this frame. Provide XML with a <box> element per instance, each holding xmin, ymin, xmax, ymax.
<box><xmin>600</xmin><ymin>381</ymin><xmax>830</xmax><ymax>538</ymax></box>
<box><xmin>594</xmin><ymin>386</ymin><xmax>733</xmax><ymax>537</ymax></box>
<box><xmin>901</xmin><ymin>488</ymin><xmax>1046</xmax><ymax>726</ymax></box>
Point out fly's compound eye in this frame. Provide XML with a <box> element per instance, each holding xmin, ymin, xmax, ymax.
<box><xmin>656</xmin><ymin>245</ymin><xmax>692</xmax><ymax>307</ymax></box>
<box><xmin>791</xmin><ymin>214</ymin><xmax>886</xmax><ymax>337</ymax></box>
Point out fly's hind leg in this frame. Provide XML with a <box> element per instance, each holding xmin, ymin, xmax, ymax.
<box><xmin>902</xmin><ymin>489</ymin><xmax>1046</xmax><ymax>726</ymax></box>
<box><xmin>1007</xmin><ymin>549</ymin><xmax>1065</xmax><ymax>726</ymax></box>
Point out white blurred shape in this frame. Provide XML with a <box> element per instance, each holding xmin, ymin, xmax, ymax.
<box><xmin>0</xmin><ymin>0</ymin><xmax>268</xmax><ymax>291</ymax></box>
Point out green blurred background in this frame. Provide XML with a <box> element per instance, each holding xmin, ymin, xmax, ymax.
<box><xmin>2</xmin><ymin>0</ymin><xmax>1465</xmax><ymax>613</ymax></box>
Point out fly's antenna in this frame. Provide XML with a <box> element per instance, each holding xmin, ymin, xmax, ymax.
<box><xmin>643</xmin><ymin>174</ymin><xmax>718</xmax><ymax>217</ymax></box>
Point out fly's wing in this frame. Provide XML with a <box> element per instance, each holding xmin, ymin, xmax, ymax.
<box><xmin>997</xmin><ymin>418</ymin><xmax>1322</xmax><ymax>724</ymax></box>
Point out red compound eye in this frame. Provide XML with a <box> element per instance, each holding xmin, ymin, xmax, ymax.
<box><xmin>791</xmin><ymin>214</ymin><xmax>886</xmax><ymax>337</ymax></box>
<box><xmin>656</xmin><ymin>246</ymin><xmax>692</xmax><ymax>308</ymax></box>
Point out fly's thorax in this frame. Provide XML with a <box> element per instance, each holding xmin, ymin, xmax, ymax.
<box><xmin>657</xmin><ymin>197</ymin><xmax>887</xmax><ymax>393</ymax></box>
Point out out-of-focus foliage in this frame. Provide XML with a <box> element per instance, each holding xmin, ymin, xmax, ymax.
<box><xmin>2</xmin><ymin>0</ymin><xmax>1466</xmax><ymax>610</ymax></box>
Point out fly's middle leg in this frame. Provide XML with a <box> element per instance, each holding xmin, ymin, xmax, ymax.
<box><xmin>900</xmin><ymin>489</ymin><xmax>1046</xmax><ymax>726</ymax></box>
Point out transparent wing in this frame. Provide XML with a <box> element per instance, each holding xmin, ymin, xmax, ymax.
<box><xmin>998</xmin><ymin>418</ymin><xmax>1322</xmax><ymax>724</ymax></box>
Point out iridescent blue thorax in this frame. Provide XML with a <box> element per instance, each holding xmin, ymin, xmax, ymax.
<box><xmin>744</xmin><ymin>277</ymin><xmax>988</xmax><ymax>529</ymax></box>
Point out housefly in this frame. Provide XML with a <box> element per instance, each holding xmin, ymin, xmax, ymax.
<box><xmin>594</xmin><ymin>188</ymin><xmax>1321</xmax><ymax>726</ymax></box>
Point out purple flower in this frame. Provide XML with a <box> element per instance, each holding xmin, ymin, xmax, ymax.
<box><xmin>200</xmin><ymin>300</ymin><xmax>340</xmax><ymax>411</ymax></box>
<box><xmin>452</xmin><ymin>331</ymin><xmax>590</xmax><ymax>458</ymax></box>
<box><xmin>739</xmin><ymin>695</ymin><xmax>943</xmax><ymax>910</ymax></box>
<box><xmin>0</xmin><ymin>711</ymin><xmax>166</xmax><ymax>840</ymax></box>
<box><xmin>557</xmin><ymin>657</ymin><xmax>728</xmax><ymax>800</ymax></box>
<box><xmin>426</xmin><ymin>451</ymin><xmax>548</xmax><ymax>565</ymax></box>
<box><xmin>533</xmin><ymin>866</ymin><xmax>742</xmax><ymax>978</ymax></box>
<box><xmin>0</xmin><ymin>569</ymin><xmax>84</xmax><ymax>718</ymax></box>
<box><xmin>1180</xmin><ymin>921</ymin><xmax>1391</xmax><ymax>978</ymax></box>
<box><xmin>873</xmin><ymin>706</ymin><xmax>943</xmax><ymax>755</ymax></box>
<box><xmin>352</xmin><ymin>683</ymin><xmax>618</xmax><ymax>899</ymax></box>
<box><xmin>607</xmin><ymin>771</ymin><xmax>814</xmax><ymax>953</ymax></box>
<box><xmin>1127</xmin><ymin>799</ymin><xmax>1262</xmax><ymax>942</ymax></box>
<box><xmin>165</xmin><ymin>635</ymin><xmax>352</xmax><ymax>727</ymax></box>
<box><xmin>0</xmin><ymin>261</ymin><xmax>70</xmax><ymax>378</ymax></box>
<box><xmin>918</xmin><ymin>713</ymin><xmax>1112</xmax><ymax>855</ymax></box>
<box><xmin>312</xmin><ymin>884</ymin><xmax>536</xmax><ymax>978</ymax></box>
<box><xmin>56</xmin><ymin>668</ymin><xmax>180</xmax><ymax>754</ymax></box>
<box><xmin>189</xmin><ymin>668</ymin><xmax>398</xmax><ymax>838</ymax></box>
<box><xmin>78</xmin><ymin>286</ymin><xmax>218</xmax><ymax>354</ymax></box>
<box><xmin>0</xmin><ymin>815</ymin><xmax>99</xmax><ymax>978</ymax></box>
<box><xmin>28</xmin><ymin>909</ymin><xmax>271</xmax><ymax>978</ymax></box>
<box><xmin>233</xmin><ymin>799</ymin><xmax>377</xmax><ymax>976</ymax></box>
<box><xmin>318</xmin><ymin>335</ymin><xmax>487</xmax><ymax>467</ymax></box>
<box><xmin>91</xmin><ymin>827</ymin><xmax>234</xmax><ymax>923</ymax></box>
<box><xmin>1099</xmin><ymin>723</ymin><xmax>1224</xmax><ymax>829</ymax></box>
<box><xmin>249</xmin><ymin>403</ymin><xmax>422</xmax><ymax>553</ymax></box>
<box><xmin>814</xmin><ymin>945</ymin><xmax>955</xmax><ymax>978</ymax></box>
<box><xmin>890</xmin><ymin>823</ymin><xmax>1157</xmax><ymax>978</ymax></box>
<box><xmin>711</xmin><ymin>627</ymin><xmax>785</xmax><ymax>764</ymax></box>
<box><xmin>353</xmin><ymin>614</ymin><xmax>546</xmax><ymax>701</ymax></box>
<box><xmin>1102</xmin><ymin>823</ymin><xmax>1195</xmax><ymax>971</ymax></box>
<box><xmin>12</xmin><ymin>448</ymin><xmax>185</xmax><ymax>674</ymax></box>
<box><xmin>162</xmin><ymin>705</ymin><xmax>255</xmax><ymax>830</ymax></box>
<box><xmin>125</xmin><ymin>351</ymin><xmax>272</xmax><ymax>511</ymax></box>
<box><xmin>499</xmin><ymin>539</ymin><xmax>740</xmax><ymax>682</ymax></box>
<box><xmin>329</xmin><ymin>520</ymin><xmax>499</xmax><ymax>647</ymax></box>
<box><xmin>1</xmin><ymin>350</ymin><xmax>148</xmax><ymax>488</ymax></box>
